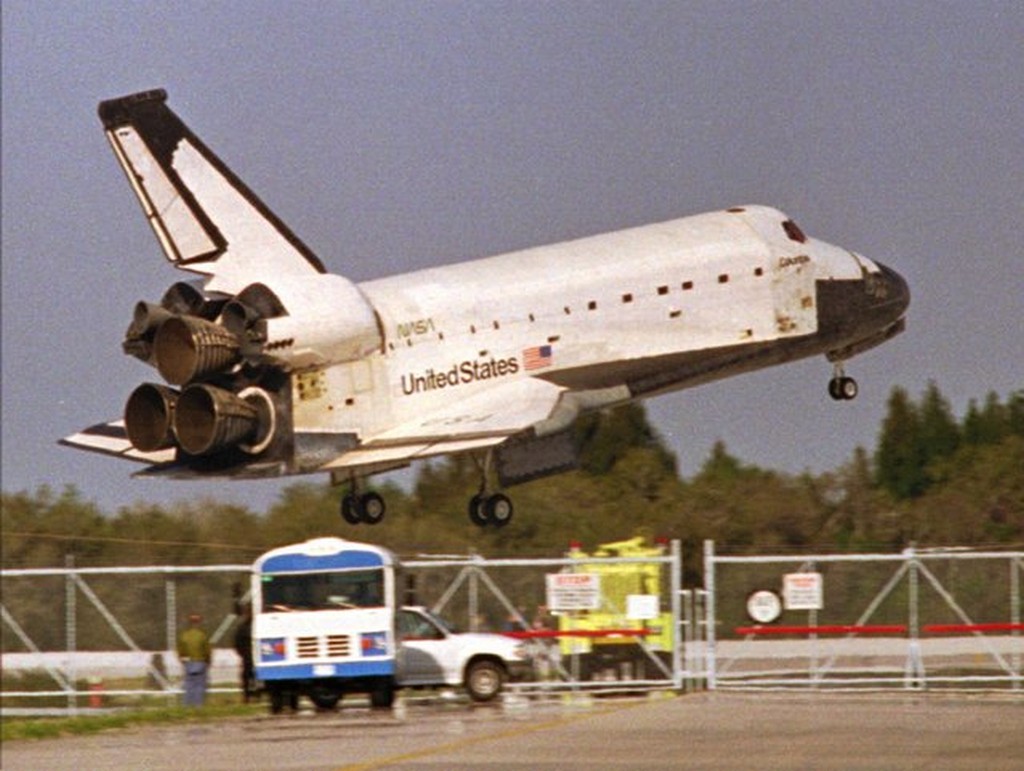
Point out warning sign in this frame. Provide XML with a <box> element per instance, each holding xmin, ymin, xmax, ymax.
<box><xmin>783</xmin><ymin>572</ymin><xmax>823</xmax><ymax>611</ymax></box>
<box><xmin>546</xmin><ymin>572</ymin><xmax>601</xmax><ymax>611</ymax></box>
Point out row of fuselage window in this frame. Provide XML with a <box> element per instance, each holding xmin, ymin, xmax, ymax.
<box><xmin>385</xmin><ymin>263</ymin><xmax>770</xmax><ymax>351</ymax></box>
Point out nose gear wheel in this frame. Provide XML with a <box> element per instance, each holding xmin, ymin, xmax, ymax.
<box><xmin>828</xmin><ymin>363</ymin><xmax>858</xmax><ymax>401</ymax></box>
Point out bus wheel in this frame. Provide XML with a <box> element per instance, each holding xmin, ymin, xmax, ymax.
<box><xmin>308</xmin><ymin>685</ymin><xmax>342</xmax><ymax>711</ymax></box>
<box><xmin>269</xmin><ymin>686</ymin><xmax>286</xmax><ymax>714</ymax></box>
<box><xmin>370</xmin><ymin>680</ymin><xmax>395</xmax><ymax>709</ymax></box>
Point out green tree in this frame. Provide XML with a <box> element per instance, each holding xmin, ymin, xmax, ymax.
<box><xmin>919</xmin><ymin>381</ymin><xmax>960</xmax><ymax>467</ymax></box>
<box><xmin>575</xmin><ymin>403</ymin><xmax>677</xmax><ymax>476</ymax></box>
<box><xmin>962</xmin><ymin>391</ymin><xmax>1008</xmax><ymax>446</ymax></box>
<box><xmin>1007</xmin><ymin>391</ymin><xmax>1024</xmax><ymax>436</ymax></box>
<box><xmin>684</xmin><ymin>441</ymin><xmax>817</xmax><ymax>551</ymax></box>
<box><xmin>1</xmin><ymin>486</ymin><xmax>109</xmax><ymax>569</ymax></box>
<box><xmin>875</xmin><ymin>386</ymin><xmax>927</xmax><ymax>499</ymax></box>
<box><xmin>911</xmin><ymin>435</ymin><xmax>1024</xmax><ymax>545</ymax></box>
<box><xmin>811</xmin><ymin>447</ymin><xmax>902</xmax><ymax>550</ymax></box>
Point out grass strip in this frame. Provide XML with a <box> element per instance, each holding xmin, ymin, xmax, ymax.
<box><xmin>2</xmin><ymin>702</ymin><xmax>263</xmax><ymax>742</ymax></box>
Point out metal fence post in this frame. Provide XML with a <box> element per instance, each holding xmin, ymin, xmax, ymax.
<box><xmin>670</xmin><ymin>539</ymin><xmax>683</xmax><ymax>691</ymax></box>
<box><xmin>904</xmin><ymin>545</ymin><xmax>925</xmax><ymax>689</ymax></box>
<box><xmin>1012</xmin><ymin>557</ymin><xmax>1021</xmax><ymax>691</ymax></box>
<box><xmin>704</xmin><ymin>540</ymin><xmax>717</xmax><ymax>691</ymax></box>
<box><xmin>166</xmin><ymin>578</ymin><xmax>176</xmax><ymax>656</ymax></box>
<box><xmin>65</xmin><ymin>554</ymin><xmax>76</xmax><ymax>712</ymax></box>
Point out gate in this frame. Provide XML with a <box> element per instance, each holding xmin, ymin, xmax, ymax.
<box><xmin>704</xmin><ymin>541</ymin><xmax>1023</xmax><ymax>691</ymax></box>
<box><xmin>2</xmin><ymin>541</ymin><xmax>699</xmax><ymax>713</ymax></box>
<box><xmin>402</xmin><ymin>541</ymin><xmax>697</xmax><ymax>695</ymax></box>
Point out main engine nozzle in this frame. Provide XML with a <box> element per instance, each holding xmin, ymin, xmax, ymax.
<box><xmin>123</xmin><ymin>302</ymin><xmax>174</xmax><ymax>363</ymax></box>
<box><xmin>124</xmin><ymin>382</ymin><xmax>179</xmax><ymax>452</ymax></box>
<box><xmin>153</xmin><ymin>316</ymin><xmax>240</xmax><ymax>385</ymax></box>
<box><xmin>174</xmin><ymin>384</ymin><xmax>274</xmax><ymax>456</ymax></box>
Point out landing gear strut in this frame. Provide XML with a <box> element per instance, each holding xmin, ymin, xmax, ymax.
<box><xmin>340</xmin><ymin>488</ymin><xmax>386</xmax><ymax>525</ymax></box>
<box><xmin>828</xmin><ymin>363</ymin><xmax>858</xmax><ymax>401</ymax></box>
<box><xmin>467</xmin><ymin>451</ymin><xmax>514</xmax><ymax>528</ymax></box>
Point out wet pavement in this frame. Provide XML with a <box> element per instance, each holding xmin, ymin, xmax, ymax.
<box><xmin>3</xmin><ymin>691</ymin><xmax>1022</xmax><ymax>770</ymax></box>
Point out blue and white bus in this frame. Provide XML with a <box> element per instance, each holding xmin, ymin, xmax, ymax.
<box><xmin>252</xmin><ymin>537</ymin><xmax>398</xmax><ymax>712</ymax></box>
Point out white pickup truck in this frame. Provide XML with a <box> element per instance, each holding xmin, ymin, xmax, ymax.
<box><xmin>396</xmin><ymin>607</ymin><xmax>532</xmax><ymax>701</ymax></box>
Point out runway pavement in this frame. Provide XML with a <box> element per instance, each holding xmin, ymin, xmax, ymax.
<box><xmin>3</xmin><ymin>691</ymin><xmax>1022</xmax><ymax>770</ymax></box>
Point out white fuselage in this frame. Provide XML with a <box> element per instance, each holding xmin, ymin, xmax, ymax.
<box><xmin>289</xmin><ymin>205</ymin><xmax>872</xmax><ymax>444</ymax></box>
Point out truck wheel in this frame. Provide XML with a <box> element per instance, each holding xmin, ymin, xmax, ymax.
<box><xmin>465</xmin><ymin>660</ymin><xmax>505</xmax><ymax>702</ymax></box>
<box><xmin>308</xmin><ymin>685</ymin><xmax>342</xmax><ymax>711</ymax></box>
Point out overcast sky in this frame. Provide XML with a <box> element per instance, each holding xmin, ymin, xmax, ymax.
<box><xmin>3</xmin><ymin>2</ymin><xmax>1021</xmax><ymax>516</ymax></box>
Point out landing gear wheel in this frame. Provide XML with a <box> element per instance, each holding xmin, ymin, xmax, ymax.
<box><xmin>485</xmin><ymin>494</ymin><xmax>513</xmax><ymax>528</ymax></box>
<box><xmin>341</xmin><ymin>494</ymin><xmax>362</xmax><ymax>525</ymax></box>
<box><xmin>468</xmin><ymin>493</ymin><xmax>514</xmax><ymax>528</ymax></box>
<box><xmin>829</xmin><ymin>376</ymin><xmax>858</xmax><ymax>401</ymax></box>
<box><xmin>468</xmin><ymin>494</ymin><xmax>489</xmax><ymax>527</ymax></box>
<box><xmin>359</xmin><ymin>492</ymin><xmax>386</xmax><ymax>525</ymax></box>
<box><xmin>340</xmin><ymin>491</ymin><xmax>387</xmax><ymax>524</ymax></box>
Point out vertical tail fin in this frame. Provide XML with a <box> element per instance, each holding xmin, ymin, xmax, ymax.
<box><xmin>98</xmin><ymin>89</ymin><xmax>325</xmax><ymax>294</ymax></box>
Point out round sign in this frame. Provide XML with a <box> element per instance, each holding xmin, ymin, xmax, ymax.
<box><xmin>746</xmin><ymin>590</ymin><xmax>783</xmax><ymax>624</ymax></box>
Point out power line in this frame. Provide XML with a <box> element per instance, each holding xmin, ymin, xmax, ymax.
<box><xmin>3</xmin><ymin>531</ymin><xmax>266</xmax><ymax>554</ymax></box>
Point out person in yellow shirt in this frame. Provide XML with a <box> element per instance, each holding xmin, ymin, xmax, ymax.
<box><xmin>178</xmin><ymin>613</ymin><xmax>212</xmax><ymax>706</ymax></box>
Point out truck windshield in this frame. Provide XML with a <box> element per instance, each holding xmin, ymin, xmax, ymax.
<box><xmin>261</xmin><ymin>568</ymin><xmax>384</xmax><ymax>611</ymax></box>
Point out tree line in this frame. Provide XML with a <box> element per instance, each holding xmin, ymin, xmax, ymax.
<box><xmin>3</xmin><ymin>384</ymin><xmax>1022</xmax><ymax>573</ymax></box>
<box><xmin>2</xmin><ymin>384</ymin><xmax>1021</xmax><ymax>652</ymax></box>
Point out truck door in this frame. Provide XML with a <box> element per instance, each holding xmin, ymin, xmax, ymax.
<box><xmin>396</xmin><ymin>609</ymin><xmax>447</xmax><ymax>684</ymax></box>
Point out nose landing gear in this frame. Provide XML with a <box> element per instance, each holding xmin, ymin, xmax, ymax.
<box><xmin>828</xmin><ymin>363</ymin><xmax>858</xmax><ymax>401</ymax></box>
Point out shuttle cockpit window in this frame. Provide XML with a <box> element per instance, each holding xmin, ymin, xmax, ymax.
<box><xmin>782</xmin><ymin>219</ymin><xmax>807</xmax><ymax>243</ymax></box>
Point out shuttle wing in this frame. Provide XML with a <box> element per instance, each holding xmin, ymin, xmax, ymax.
<box><xmin>371</xmin><ymin>377</ymin><xmax>566</xmax><ymax>445</ymax></box>
<box><xmin>321</xmin><ymin>377</ymin><xmax>567</xmax><ymax>472</ymax></box>
<box><xmin>97</xmin><ymin>89</ymin><xmax>325</xmax><ymax>295</ymax></box>
<box><xmin>60</xmin><ymin>421</ymin><xmax>176</xmax><ymax>465</ymax></box>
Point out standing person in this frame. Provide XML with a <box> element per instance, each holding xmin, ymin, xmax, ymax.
<box><xmin>178</xmin><ymin>613</ymin><xmax>212</xmax><ymax>707</ymax></box>
<box><xmin>233</xmin><ymin>604</ymin><xmax>254</xmax><ymax>703</ymax></box>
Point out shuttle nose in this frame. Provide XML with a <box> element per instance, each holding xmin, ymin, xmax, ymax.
<box><xmin>872</xmin><ymin>262</ymin><xmax>911</xmax><ymax>323</ymax></box>
<box><xmin>816</xmin><ymin>256</ymin><xmax>910</xmax><ymax>351</ymax></box>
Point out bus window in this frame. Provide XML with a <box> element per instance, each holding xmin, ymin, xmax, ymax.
<box><xmin>261</xmin><ymin>568</ymin><xmax>385</xmax><ymax>611</ymax></box>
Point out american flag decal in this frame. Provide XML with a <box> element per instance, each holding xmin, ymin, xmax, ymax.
<box><xmin>523</xmin><ymin>345</ymin><xmax>553</xmax><ymax>371</ymax></box>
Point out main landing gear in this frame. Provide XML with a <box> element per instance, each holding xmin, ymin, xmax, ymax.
<box><xmin>828</xmin><ymin>363</ymin><xmax>858</xmax><ymax>401</ymax></box>
<box><xmin>338</xmin><ymin>463</ymin><xmax>515</xmax><ymax>528</ymax></box>
<box><xmin>340</xmin><ymin>489</ymin><xmax>386</xmax><ymax>525</ymax></box>
<box><xmin>339</xmin><ymin>486</ymin><xmax>514</xmax><ymax>528</ymax></box>
<box><xmin>467</xmin><ymin>449</ymin><xmax>514</xmax><ymax>529</ymax></box>
<box><xmin>468</xmin><ymin>491</ymin><xmax>514</xmax><ymax>529</ymax></box>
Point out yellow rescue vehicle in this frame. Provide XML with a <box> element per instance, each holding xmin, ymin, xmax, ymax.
<box><xmin>558</xmin><ymin>537</ymin><xmax>673</xmax><ymax>680</ymax></box>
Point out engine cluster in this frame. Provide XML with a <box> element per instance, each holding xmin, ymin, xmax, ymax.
<box><xmin>122</xmin><ymin>275</ymin><xmax>380</xmax><ymax>461</ymax></box>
